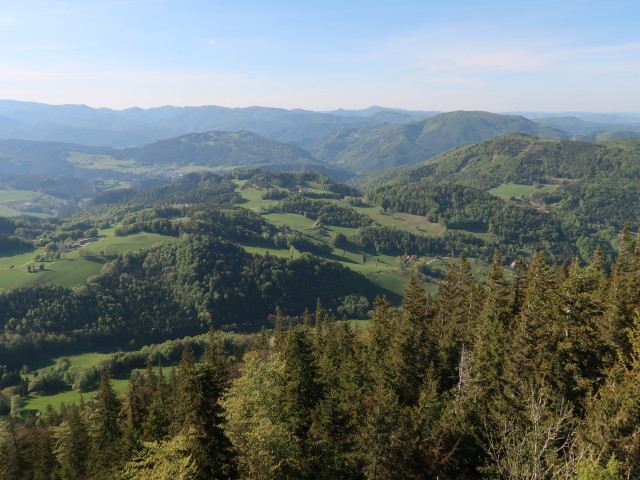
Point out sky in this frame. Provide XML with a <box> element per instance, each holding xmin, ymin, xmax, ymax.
<box><xmin>0</xmin><ymin>0</ymin><xmax>639</xmax><ymax>112</ymax></box>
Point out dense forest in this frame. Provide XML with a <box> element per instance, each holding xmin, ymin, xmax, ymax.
<box><xmin>366</xmin><ymin>183</ymin><xmax>573</xmax><ymax>255</ymax></box>
<box><xmin>0</xmin><ymin>230</ymin><xmax>374</xmax><ymax>369</ymax></box>
<box><xmin>3</xmin><ymin>238</ymin><xmax>640</xmax><ymax>478</ymax></box>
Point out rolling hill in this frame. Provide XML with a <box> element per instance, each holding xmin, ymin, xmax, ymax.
<box><xmin>352</xmin><ymin>134</ymin><xmax>640</xmax><ymax>233</ymax></box>
<box><xmin>312</xmin><ymin>111</ymin><xmax>568</xmax><ymax>173</ymax></box>
<box><xmin>0</xmin><ymin>130</ymin><xmax>355</xmax><ymax>181</ymax></box>
<box><xmin>530</xmin><ymin>115</ymin><xmax>640</xmax><ymax>135</ymax></box>
<box><xmin>352</xmin><ymin>134</ymin><xmax>640</xmax><ymax>189</ymax></box>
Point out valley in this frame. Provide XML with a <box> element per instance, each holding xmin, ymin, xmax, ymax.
<box><xmin>2</xmin><ymin>102</ymin><xmax>640</xmax><ymax>479</ymax></box>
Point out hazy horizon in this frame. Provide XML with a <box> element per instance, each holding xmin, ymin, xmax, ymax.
<box><xmin>1</xmin><ymin>1</ymin><xmax>639</xmax><ymax>112</ymax></box>
<box><xmin>2</xmin><ymin>99</ymin><xmax>640</xmax><ymax>118</ymax></box>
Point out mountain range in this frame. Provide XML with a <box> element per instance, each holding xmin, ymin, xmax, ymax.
<box><xmin>0</xmin><ymin>100</ymin><xmax>434</xmax><ymax>148</ymax></box>
<box><xmin>1</xmin><ymin>101</ymin><xmax>640</xmax><ymax>191</ymax></box>
<box><xmin>312</xmin><ymin>111</ymin><xmax>567</xmax><ymax>173</ymax></box>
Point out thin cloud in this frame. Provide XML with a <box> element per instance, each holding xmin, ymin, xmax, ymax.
<box><xmin>402</xmin><ymin>72</ymin><xmax>489</xmax><ymax>87</ymax></box>
<box><xmin>0</xmin><ymin>63</ymin><xmax>246</xmax><ymax>83</ymax></box>
<box><xmin>413</xmin><ymin>41</ymin><xmax>640</xmax><ymax>78</ymax></box>
<box><xmin>571</xmin><ymin>42</ymin><xmax>640</xmax><ymax>55</ymax></box>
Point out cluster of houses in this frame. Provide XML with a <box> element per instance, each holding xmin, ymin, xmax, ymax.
<box><xmin>60</xmin><ymin>237</ymin><xmax>99</xmax><ymax>251</ymax></box>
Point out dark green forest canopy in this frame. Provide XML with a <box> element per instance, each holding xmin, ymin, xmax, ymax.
<box><xmin>364</xmin><ymin>183</ymin><xmax>577</xmax><ymax>258</ymax></box>
<box><xmin>354</xmin><ymin>134</ymin><xmax>640</xmax><ymax>190</ymax></box>
<box><xmin>3</xmin><ymin>250</ymin><xmax>640</xmax><ymax>478</ymax></box>
<box><xmin>0</xmin><ymin>233</ymin><xmax>374</xmax><ymax>368</ymax></box>
<box><xmin>313</xmin><ymin>111</ymin><xmax>567</xmax><ymax>173</ymax></box>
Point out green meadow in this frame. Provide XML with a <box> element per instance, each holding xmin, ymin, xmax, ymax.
<box><xmin>488</xmin><ymin>182</ymin><xmax>559</xmax><ymax>201</ymax></box>
<box><xmin>23</xmin><ymin>378</ymin><xmax>131</xmax><ymax>413</ymax></box>
<box><xmin>0</xmin><ymin>228</ymin><xmax>177</xmax><ymax>290</ymax></box>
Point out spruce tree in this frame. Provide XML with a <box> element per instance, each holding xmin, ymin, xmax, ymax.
<box><xmin>180</xmin><ymin>339</ymin><xmax>237</xmax><ymax>479</ymax></box>
<box><xmin>54</xmin><ymin>405</ymin><xmax>91</xmax><ymax>480</ymax></box>
<box><xmin>436</xmin><ymin>254</ymin><xmax>480</xmax><ymax>390</ymax></box>
<box><xmin>91</xmin><ymin>369</ymin><xmax>124</xmax><ymax>475</ymax></box>
<box><xmin>0</xmin><ymin>417</ymin><xmax>27</xmax><ymax>480</ymax></box>
<box><xmin>392</xmin><ymin>269</ymin><xmax>436</xmax><ymax>405</ymax></box>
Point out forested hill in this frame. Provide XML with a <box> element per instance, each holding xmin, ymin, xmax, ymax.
<box><xmin>85</xmin><ymin>170</ymin><xmax>356</xmax><ymax>208</ymax></box>
<box><xmin>313</xmin><ymin>111</ymin><xmax>567</xmax><ymax>173</ymax></box>
<box><xmin>0</xmin><ymin>225</ymin><xmax>375</xmax><ymax>368</ymax></box>
<box><xmin>86</xmin><ymin>171</ymin><xmax>242</xmax><ymax>206</ymax></box>
<box><xmin>352</xmin><ymin>134</ymin><xmax>640</xmax><ymax>255</ymax></box>
<box><xmin>0</xmin><ymin>139</ymin><xmax>106</xmax><ymax>176</ymax></box>
<box><xmin>112</xmin><ymin>130</ymin><xmax>317</xmax><ymax>167</ymax></box>
<box><xmin>352</xmin><ymin>134</ymin><xmax>640</xmax><ymax>189</ymax></box>
<box><xmin>0</xmin><ymin>131</ymin><xmax>353</xmax><ymax>181</ymax></box>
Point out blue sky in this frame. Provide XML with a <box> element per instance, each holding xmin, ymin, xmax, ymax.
<box><xmin>1</xmin><ymin>0</ymin><xmax>639</xmax><ymax>111</ymax></box>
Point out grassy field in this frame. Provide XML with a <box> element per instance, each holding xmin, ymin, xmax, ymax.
<box><xmin>239</xmin><ymin>229</ymin><xmax>421</xmax><ymax>300</ymax></box>
<box><xmin>0</xmin><ymin>188</ymin><xmax>42</xmax><ymax>203</ymax></box>
<box><xmin>241</xmin><ymin>245</ymin><xmax>292</xmax><ymax>258</ymax></box>
<box><xmin>238</xmin><ymin>186</ymin><xmax>270</xmax><ymax>210</ymax></box>
<box><xmin>352</xmin><ymin>203</ymin><xmax>445</xmax><ymax>235</ymax></box>
<box><xmin>0</xmin><ymin>188</ymin><xmax>61</xmax><ymax>216</ymax></box>
<box><xmin>263</xmin><ymin>212</ymin><xmax>317</xmax><ymax>230</ymax></box>
<box><xmin>339</xmin><ymin>319</ymin><xmax>371</xmax><ymax>330</ymax></box>
<box><xmin>65</xmin><ymin>152</ymin><xmax>155</xmax><ymax>174</ymax></box>
<box><xmin>489</xmin><ymin>183</ymin><xmax>559</xmax><ymax>201</ymax></box>
<box><xmin>237</xmin><ymin>183</ymin><xmax>338</xmax><ymax>212</ymax></box>
<box><xmin>0</xmin><ymin>205</ymin><xmax>19</xmax><ymax>216</ymax></box>
<box><xmin>23</xmin><ymin>378</ymin><xmax>131</xmax><ymax>412</ymax></box>
<box><xmin>0</xmin><ymin>228</ymin><xmax>177</xmax><ymax>290</ymax></box>
<box><xmin>235</xmin><ymin>185</ymin><xmax>490</xmax><ymax>297</ymax></box>
<box><xmin>239</xmin><ymin>185</ymin><xmax>445</xmax><ymax>236</ymax></box>
<box><xmin>22</xmin><ymin>350</ymin><xmax>143</xmax><ymax>412</ymax></box>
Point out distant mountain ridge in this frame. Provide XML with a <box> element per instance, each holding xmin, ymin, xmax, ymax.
<box><xmin>0</xmin><ymin>111</ymin><xmax>571</xmax><ymax>181</ymax></box>
<box><xmin>0</xmin><ymin>130</ymin><xmax>354</xmax><ymax>181</ymax></box>
<box><xmin>0</xmin><ymin>100</ymin><xmax>435</xmax><ymax>148</ymax></box>
<box><xmin>3</xmin><ymin>102</ymin><xmax>640</xmax><ymax>187</ymax></box>
<box><xmin>112</xmin><ymin>130</ymin><xmax>316</xmax><ymax>167</ymax></box>
<box><xmin>313</xmin><ymin>111</ymin><xmax>568</xmax><ymax>173</ymax></box>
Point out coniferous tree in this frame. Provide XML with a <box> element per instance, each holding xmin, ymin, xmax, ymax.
<box><xmin>0</xmin><ymin>417</ymin><xmax>27</xmax><ymax>480</ymax></box>
<box><xmin>436</xmin><ymin>254</ymin><xmax>481</xmax><ymax>390</ymax></box>
<box><xmin>392</xmin><ymin>269</ymin><xmax>435</xmax><ymax>405</ymax></box>
<box><xmin>180</xmin><ymin>339</ymin><xmax>237</xmax><ymax>480</ymax></box>
<box><xmin>280</xmin><ymin>326</ymin><xmax>321</xmax><ymax>444</ymax></box>
<box><xmin>142</xmin><ymin>362</ymin><xmax>170</xmax><ymax>443</ymax></box>
<box><xmin>359</xmin><ymin>384</ymin><xmax>413</xmax><ymax>480</ymax></box>
<box><xmin>505</xmin><ymin>251</ymin><xmax>563</xmax><ymax>393</ymax></box>
<box><xmin>22</xmin><ymin>422</ymin><xmax>58</xmax><ymax>480</ymax></box>
<box><xmin>309</xmin><ymin>318</ymin><xmax>363</xmax><ymax>479</ymax></box>
<box><xmin>368</xmin><ymin>295</ymin><xmax>396</xmax><ymax>379</ymax></box>
<box><xmin>54</xmin><ymin>405</ymin><xmax>91</xmax><ymax>480</ymax></box>
<box><xmin>91</xmin><ymin>369</ymin><xmax>125</xmax><ymax>476</ymax></box>
<box><xmin>558</xmin><ymin>259</ymin><xmax>612</xmax><ymax>406</ymax></box>
<box><xmin>223</xmin><ymin>350</ymin><xmax>301</xmax><ymax>479</ymax></box>
<box><xmin>578</xmin><ymin>312</ymin><xmax>640</xmax><ymax>478</ymax></box>
<box><xmin>470</xmin><ymin>251</ymin><xmax>510</xmax><ymax>401</ymax></box>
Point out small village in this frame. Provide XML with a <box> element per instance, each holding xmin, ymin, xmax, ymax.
<box><xmin>59</xmin><ymin>236</ymin><xmax>99</xmax><ymax>252</ymax></box>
